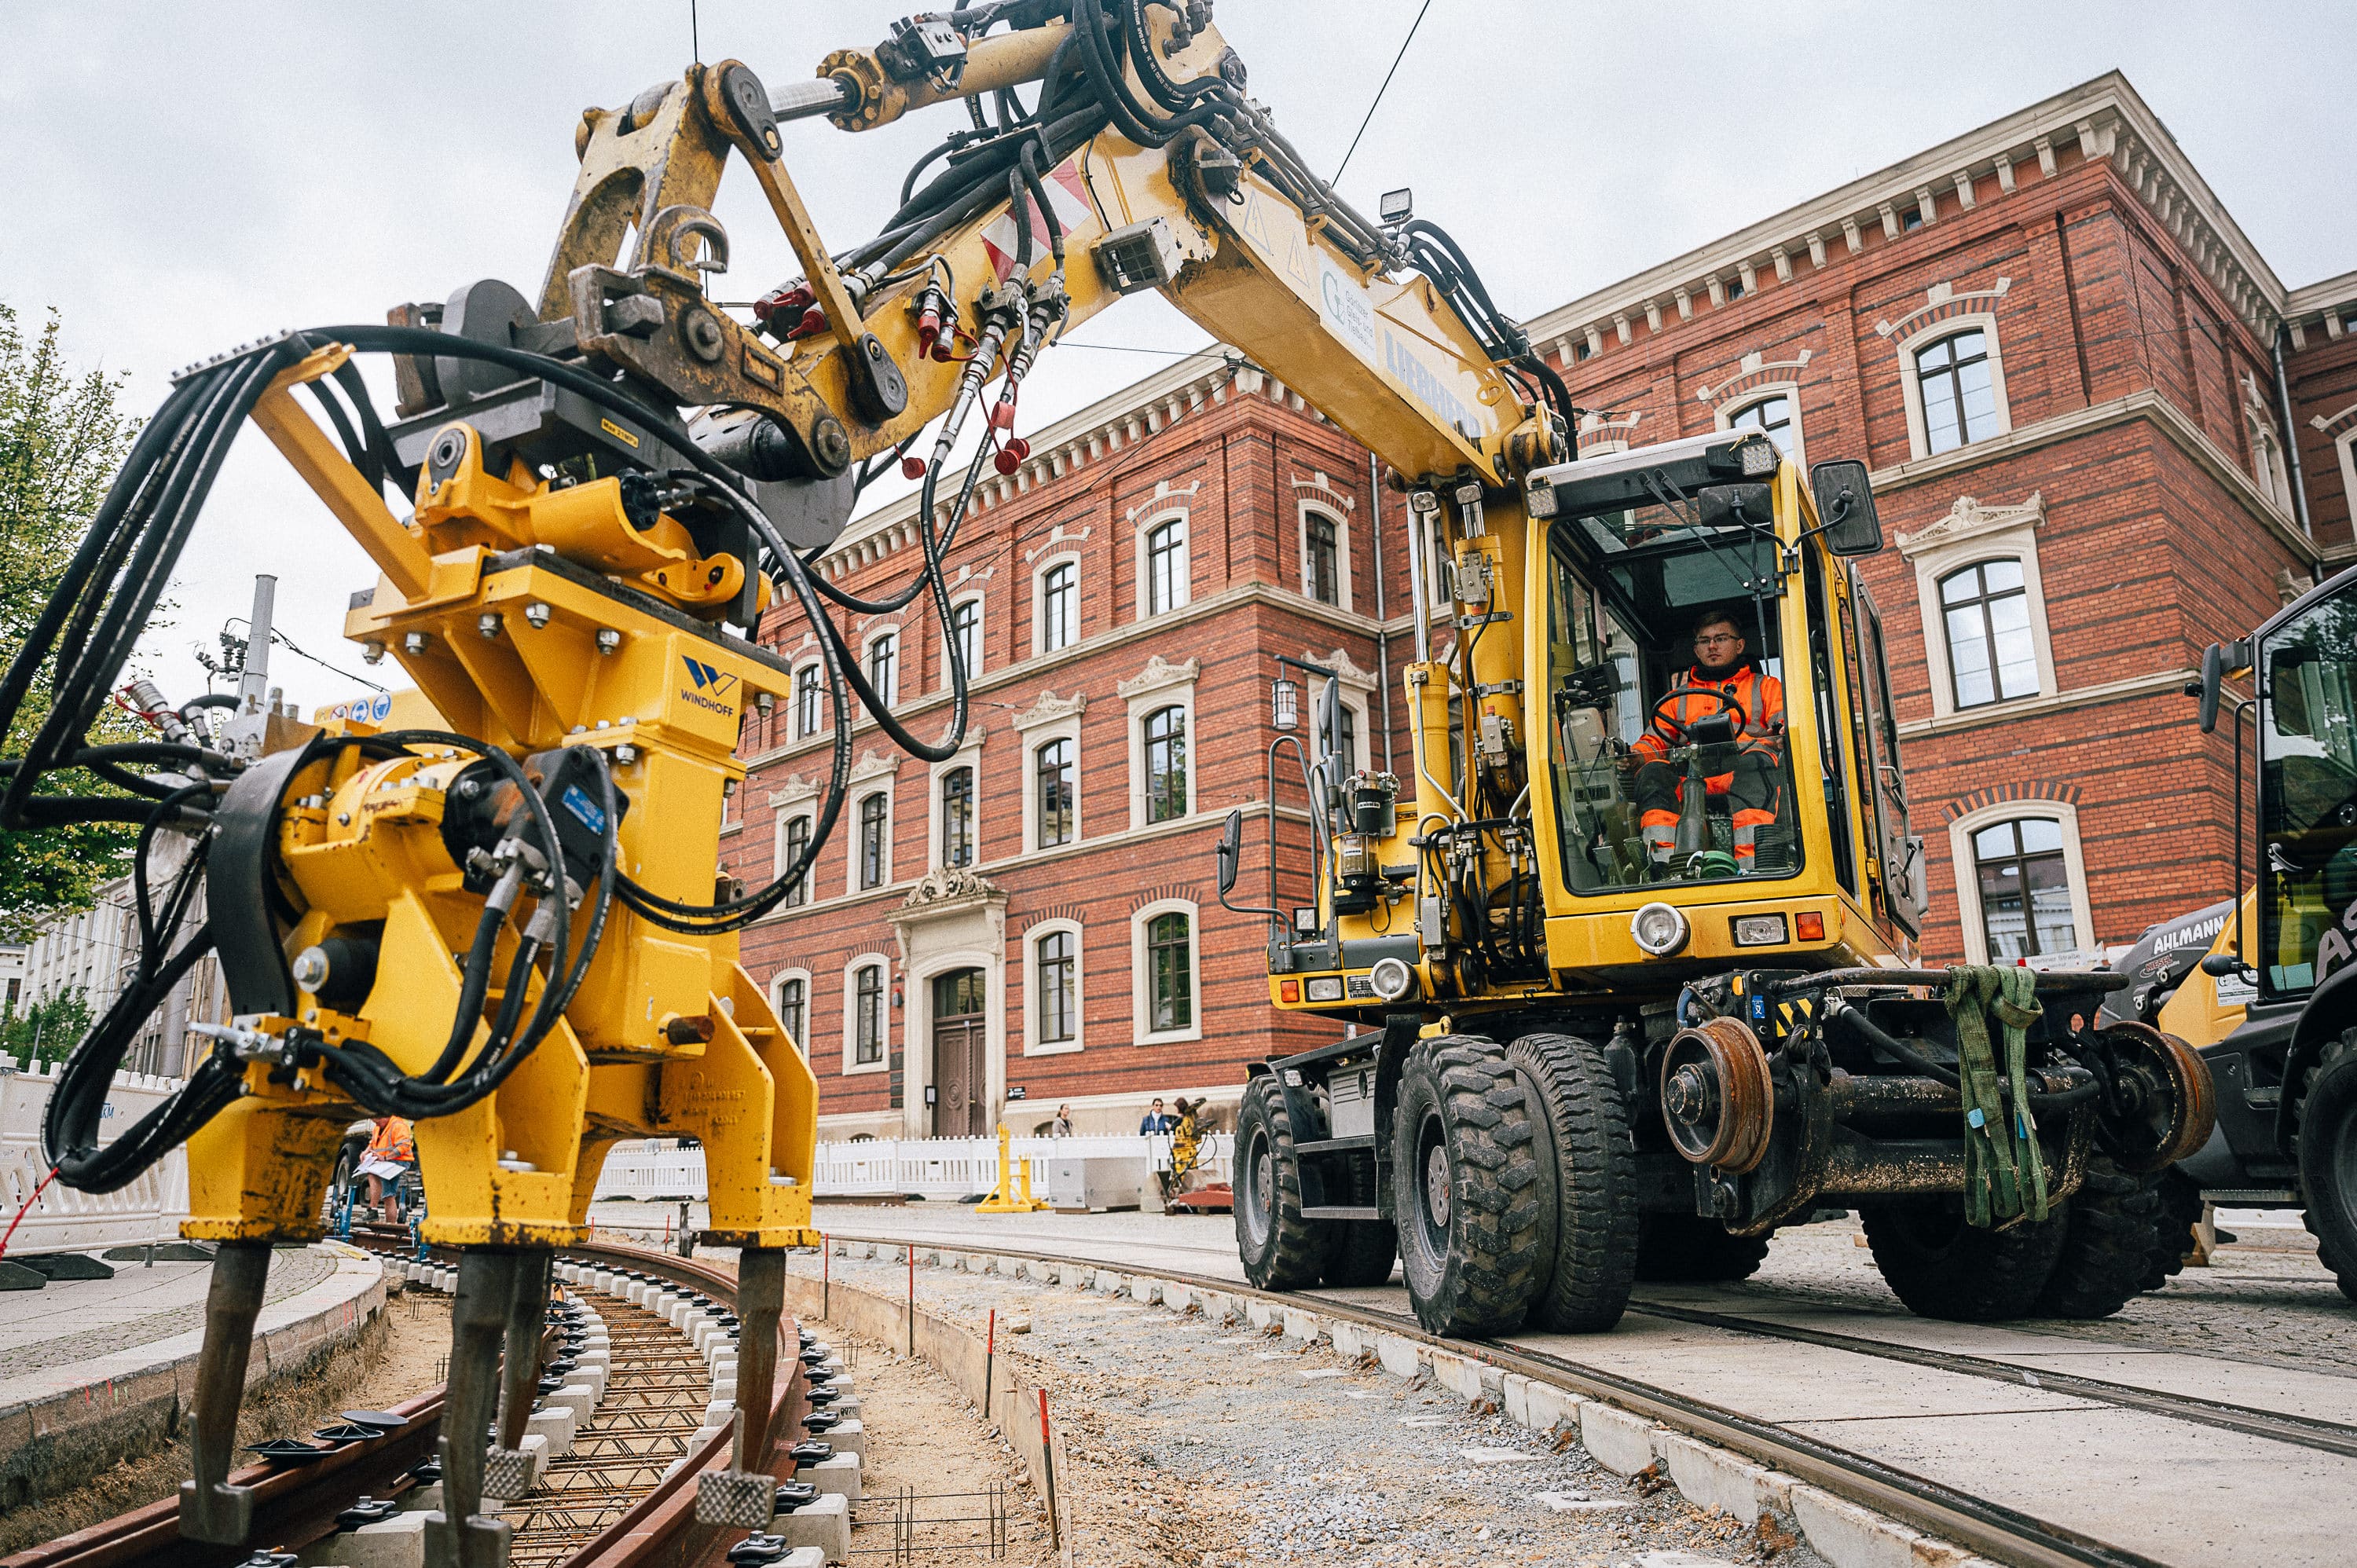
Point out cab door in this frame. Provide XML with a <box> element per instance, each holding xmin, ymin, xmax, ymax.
<box><xmin>1846</xmin><ymin>566</ymin><xmax>1925</xmax><ymax>934</ymax></box>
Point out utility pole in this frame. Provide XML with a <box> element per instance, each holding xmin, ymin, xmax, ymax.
<box><xmin>222</xmin><ymin>575</ymin><xmax>280</xmax><ymax>760</ymax></box>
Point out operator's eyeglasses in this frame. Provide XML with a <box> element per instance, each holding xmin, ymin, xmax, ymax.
<box><xmin>1693</xmin><ymin>631</ymin><xmax>1741</xmax><ymax>648</ymax></box>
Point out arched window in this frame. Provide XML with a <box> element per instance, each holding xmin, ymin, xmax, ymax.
<box><xmin>1971</xmin><ymin>817</ymin><xmax>2077</xmax><ymax>961</ymax></box>
<box><xmin>1036</xmin><ymin>929</ymin><xmax>1076</xmax><ymax>1046</ymax></box>
<box><xmin>775</xmin><ymin>976</ymin><xmax>806</xmax><ymax>1046</ymax></box>
<box><xmin>1142</xmin><ymin>705</ymin><xmax>1187</xmax><ymax>823</ymax></box>
<box><xmin>1039</xmin><ymin>561</ymin><xmax>1078</xmax><ymax>652</ymax></box>
<box><xmin>948</xmin><ymin>598</ymin><xmax>982</xmax><ymax>683</ymax></box>
<box><xmin>940</xmin><ymin>766</ymin><xmax>975</xmax><ymax>869</ymax></box>
<box><xmin>1727</xmin><ymin>393</ymin><xmax>1796</xmax><ymax>458</ymax></box>
<box><xmin>1146</xmin><ymin>910</ymin><xmax>1193</xmax><ymax>1032</ymax></box>
<box><xmin>866</xmin><ymin>632</ymin><xmax>899</xmax><ymax>708</ymax></box>
<box><xmin>782</xmin><ymin>815</ymin><xmax>812</xmax><ymax>907</ymax></box>
<box><xmin>1036</xmin><ymin>738</ymin><xmax>1074</xmax><ymax>848</ymax></box>
<box><xmin>1305</xmin><ymin>511</ymin><xmax>1340</xmax><ymax>604</ymax></box>
<box><xmin>852</xmin><ymin>964</ymin><xmax>885</xmax><ymax>1064</ymax></box>
<box><xmin>794</xmin><ymin>663</ymin><xmax>823</xmax><ymax>738</ymax></box>
<box><xmin>1146</xmin><ymin>517</ymin><xmax>1188</xmax><ymax>615</ymax></box>
<box><xmin>1916</xmin><ymin>330</ymin><xmax>1996</xmax><ymax>455</ymax></box>
<box><xmin>858</xmin><ymin>792</ymin><xmax>889</xmax><ymax>889</ymax></box>
<box><xmin>1938</xmin><ymin>559</ymin><xmax>2037</xmax><ymax>709</ymax></box>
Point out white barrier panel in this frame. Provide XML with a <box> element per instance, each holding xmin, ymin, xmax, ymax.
<box><xmin>0</xmin><ymin>1057</ymin><xmax>191</xmax><ymax>1255</ymax></box>
<box><xmin>591</xmin><ymin>1133</ymin><xmax>1235</xmax><ymax>1203</ymax></box>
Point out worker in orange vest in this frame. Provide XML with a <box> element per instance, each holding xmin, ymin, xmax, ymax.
<box><xmin>1630</xmin><ymin>610</ymin><xmax>1786</xmax><ymax>870</ymax></box>
<box><xmin>357</xmin><ymin>1115</ymin><xmax>416</xmax><ymax>1225</ymax></box>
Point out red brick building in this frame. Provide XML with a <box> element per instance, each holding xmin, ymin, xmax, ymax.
<box><xmin>729</xmin><ymin>71</ymin><xmax>2357</xmax><ymax>1140</ymax></box>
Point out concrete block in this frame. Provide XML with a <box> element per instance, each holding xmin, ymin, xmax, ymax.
<box><xmin>1328</xmin><ymin>1319</ymin><xmax>1364</xmax><ymax>1360</ymax></box>
<box><xmin>329</xmin><ymin>1510</ymin><xmax>427</xmax><ymax>1568</ymax></box>
<box><xmin>1197</xmin><ymin>1290</ymin><xmax>1234</xmax><ymax>1321</ymax></box>
<box><xmin>1280</xmin><ymin>1307</ymin><xmax>1324</xmax><ymax>1343</ymax></box>
<box><xmin>1130</xmin><ymin>1275</ymin><xmax>1160</xmax><ymax>1304</ymax></box>
<box><xmin>526</xmin><ymin>1404</ymin><xmax>576</xmax><ymax>1457</ymax></box>
<box><xmin>574</xmin><ymin>1365</ymin><xmax>608</xmax><ymax>1402</ymax></box>
<box><xmin>1242</xmin><ymin>1298</ymin><xmax>1277</xmax><ymax>1331</ymax></box>
<box><xmin>576</xmin><ymin>1349</ymin><xmax>611</xmax><ymax>1376</ymax></box>
<box><xmin>401</xmin><ymin>1483</ymin><xmax>443</xmax><ymax>1512</ymax></box>
<box><xmin>1788</xmin><ymin>1483</ymin><xmax>1941</xmax><ymax>1568</ymax></box>
<box><xmin>775</xmin><ymin>1551</ymin><xmax>824</xmax><ymax>1568</ymax></box>
<box><xmin>1578</xmin><ymin>1402</ymin><xmax>1659</xmax><ymax>1477</ymax></box>
<box><xmin>777</xmin><ymin>1492</ymin><xmax>850</xmax><ymax>1563</ymax></box>
<box><xmin>688</xmin><ymin>1423</ymin><xmax>728</xmax><ymax>1448</ymax></box>
<box><xmin>1524</xmin><ymin>1381</ymin><xmax>1580</xmax><ymax>1435</ymax></box>
<box><xmin>803</xmin><ymin>1452</ymin><xmax>862</xmax><ymax>1500</ymax></box>
<box><xmin>820</xmin><ymin>1395</ymin><xmax>860</xmax><ymax>1421</ymax></box>
<box><xmin>1373</xmin><ymin>1332</ymin><xmax>1421</xmax><ymax>1380</ymax></box>
<box><xmin>1501</xmin><ymin>1373</ymin><xmax>1533</xmax><ymax>1427</ymax></box>
<box><xmin>551</xmin><ymin>1384</ymin><xmax>596</xmax><ymax>1427</ymax></box>
<box><xmin>702</xmin><ymin>1400</ymin><xmax>735</xmax><ymax>1428</ymax></box>
<box><xmin>819</xmin><ymin>1418</ymin><xmax>864</xmax><ymax>1457</ymax></box>
<box><xmin>1660</xmin><ymin>1433</ymin><xmax>1792</xmax><ymax>1522</ymax></box>
<box><xmin>1429</xmin><ymin>1350</ymin><xmax>1483</xmax><ymax>1401</ymax></box>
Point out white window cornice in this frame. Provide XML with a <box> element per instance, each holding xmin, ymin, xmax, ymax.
<box><xmin>1010</xmin><ymin>687</ymin><xmax>1088</xmax><ymax>731</ymax></box>
<box><xmin>1896</xmin><ymin>492</ymin><xmax>2058</xmax><ymax>721</ymax></box>
<box><xmin>1116</xmin><ymin>654</ymin><xmax>1200</xmax><ymax>702</ymax></box>
<box><xmin>1945</xmin><ymin>800</ymin><xmax>2097</xmax><ymax>967</ymax></box>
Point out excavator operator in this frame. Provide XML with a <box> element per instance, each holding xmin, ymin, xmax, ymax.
<box><xmin>1629</xmin><ymin>610</ymin><xmax>1787</xmax><ymax>870</ymax></box>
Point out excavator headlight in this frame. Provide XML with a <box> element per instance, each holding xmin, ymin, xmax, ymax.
<box><xmin>1525</xmin><ymin>479</ymin><xmax>1558</xmax><ymax>519</ymax></box>
<box><xmin>1369</xmin><ymin>956</ymin><xmax>1417</xmax><ymax>1002</ymax></box>
<box><xmin>1631</xmin><ymin>901</ymin><xmax>1691</xmax><ymax>958</ymax></box>
<box><xmin>1738</xmin><ymin>437</ymin><xmax>1780</xmax><ymax>478</ymax></box>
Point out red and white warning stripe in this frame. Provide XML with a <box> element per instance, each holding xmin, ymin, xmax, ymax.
<box><xmin>977</xmin><ymin>158</ymin><xmax>1095</xmax><ymax>280</ymax></box>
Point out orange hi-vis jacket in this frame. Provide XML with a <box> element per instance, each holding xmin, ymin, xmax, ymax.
<box><xmin>364</xmin><ymin>1116</ymin><xmax>416</xmax><ymax>1164</ymax></box>
<box><xmin>1632</xmin><ymin>665</ymin><xmax>1786</xmax><ymax>771</ymax></box>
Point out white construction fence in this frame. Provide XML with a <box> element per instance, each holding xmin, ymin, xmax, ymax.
<box><xmin>592</xmin><ymin>1132</ymin><xmax>1235</xmax><ymax>1204</ymax></box>
<box><xmin>0</xmin><ymin>1056</ymin><xmax>191</xmax><ymax>1255</ymax></box>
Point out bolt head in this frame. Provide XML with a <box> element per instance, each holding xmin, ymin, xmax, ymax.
<box><xmin>525</xmin><ymin>601</ymin><xmax>552</xmax><ymax>628</ymax></box>
<box><xmin>614</xmin><ymin>744</ymin><xmax>639</xmax><ymax>765</ymax></box>
<box><xmin>402</xmin><ymin>632</ymin><xmax>429</xmax><ymax>655</ymax></box>
<box><xmin>596</xmin><ymin>628</ymin><xmax>622</xmax><ymax>653</ymax></box>
<box><xmin>361</xmin><ymin>639</ymin><xmax>387</xmax><ymax>665</ymax></box>
<box><xmin>478</xmin><ymin>612</ymin><xmax>503</xmax><ymax>639</ymax></box>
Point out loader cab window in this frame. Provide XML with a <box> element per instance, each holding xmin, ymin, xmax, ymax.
<box><xmin>1545</xmin><ymin>485</ymin><xmax>1806</xmax><ymax>893</ymax></box>
<box><xmin>2257</xmin><ymin>587</ymin><xmax>2357</xmax><ymax>995</ymax></box>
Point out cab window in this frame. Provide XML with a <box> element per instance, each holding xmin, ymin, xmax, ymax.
<box><xmin>1545</xmin><ymin>485</ymin><xmax>1805</xmax><ymax>893</ymax></box>
<box><xmin>2259</xmin><ymin>592</ymin><xmax>2357</xmax><ymax>995</ymax></box>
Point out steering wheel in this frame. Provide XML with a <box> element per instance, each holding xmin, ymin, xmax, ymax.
<box><xmin>1649</xmin><ymin>684</ymin><xmax>1748</xmax><ymax>744</ymax></box>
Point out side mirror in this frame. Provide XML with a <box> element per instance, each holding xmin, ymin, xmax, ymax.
<box><xmin>1808</xmin><ymin>460</ymin><xmax>1882</xmax><ymax>557</ymax></box>
<box><xmin>2198</xmin><ymin>643</ymin><xmax>2225</xmax><ymax>735</ymax></box>
<box><xmin>1215</xmin><ymin>808</ymin><xmax>1243</xmax><ymax>896</ymax></box>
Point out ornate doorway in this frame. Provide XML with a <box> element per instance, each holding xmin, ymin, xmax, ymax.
<box><xmin>931</xmin><ymin>967</ymin><xmax>988</xmax><ymax>1138</ymax></box>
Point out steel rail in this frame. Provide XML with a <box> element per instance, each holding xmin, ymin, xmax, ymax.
<box><xmin>0</xmin><ymin>1241</ymin><xmax>808</xmax><ymax>1568</ymax></box>
<box><xmin>813</xmin><ymin>1229</ymin><xmax>2177</xmax><ymax>1568</ymax></box>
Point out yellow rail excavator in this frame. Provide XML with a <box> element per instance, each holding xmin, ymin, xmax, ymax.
<box><xmin>2</xmin><ymin>6</ymin><xmax>2220</xmax><ymax>1563</ymax></box>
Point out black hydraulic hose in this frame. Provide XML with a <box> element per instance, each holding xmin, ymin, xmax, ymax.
<box><xmin>419</xmin><ymin>903</ymin><xmax>508</xmax><ymax>1084</ymax></box>
<box><xmin>1017</xmin><ymin>136</ymin><xmax>1065</xmax><ymax>264</ymax></box>
<box><xmin>1821</xmin><ymin>1000</ymin><xmax>2099</xmax><ymax>1111</ymax></box>
<box><xmin>43</xmin><ymin>919</ymin><xmax>222</xmax><ymax>1192</ymax></box>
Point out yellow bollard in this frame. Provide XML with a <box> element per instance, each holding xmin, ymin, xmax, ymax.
<box><xmin>975</xmin><ymin>1123</ymin><xmax>1049</xmax><ymax>1214</ymax></box>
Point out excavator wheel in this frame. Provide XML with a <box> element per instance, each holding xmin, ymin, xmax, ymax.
<box><xmin>1508</xmin><ymin>1033</ymin><xmax>1637</xmax><ymax>1331</ymax></box>
<box><xmin>2297</xmin><ymin>1035</ymin><xmax>2357</xmax><ymax>1304</ymax></box>
<box><xmin>1391</xmin><ymin>1035</ymin><xmax>1545</xmax><ymax>1336</ymax></box>
<box><xmin>1859</xmin><ymin>1198</ymin><xmax>2066</xmax><ymax>1321</ymax></box>
<box><xmin>1320</xmin><ymin>1218</ymin><xmax>1399</xmax><ymax>1288</ymax></box>
<box><xmin>1632</xmin><ymin>1213</ymin><xmax>1771</xmax><ymax>1284</ymax></box>
<box><xmin>1233</xmin><ymin>1075</ymin><xmax>1326</xmax><ymax>1291</ymax></box>
<box><xmin>2035</xmin><ymin>1155</ymin><xmax>2168</xmax><ymax>1318</ymax></box>
<box><xmin>2139</xmin><ymin>1169</ymin><xmax>2205</xmax><ymax>1292</ymax></box>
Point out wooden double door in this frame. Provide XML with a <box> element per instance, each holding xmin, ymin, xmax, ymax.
<box><xmin>931</xmin><ymin>968</ymin><xmax>988</xmax><ymax>1138</ymax></box>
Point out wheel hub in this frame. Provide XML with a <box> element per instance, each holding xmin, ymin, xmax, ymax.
<box><xmin>1424</xmin><ymin>1142</ymin><xmax>1451</xmax><ymax>1229</ymax></box>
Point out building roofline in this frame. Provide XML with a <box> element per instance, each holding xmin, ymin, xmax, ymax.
<box><xmin>1526</xmin><ymin>71</ymin><xmax>2301</xmax><ymax>350</ymax></box>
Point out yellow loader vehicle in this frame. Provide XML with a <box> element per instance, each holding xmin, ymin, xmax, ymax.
<box><xmin>1221</xmin><ymin>431</ymin><xmax>2219</xmax><ymax>1335</ymax></box>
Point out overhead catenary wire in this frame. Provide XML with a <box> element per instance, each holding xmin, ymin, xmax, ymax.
<box><xmin>1331</xmin><ymin>0</ymin><xmax>1433</xmax><ymax>186</ymax></box>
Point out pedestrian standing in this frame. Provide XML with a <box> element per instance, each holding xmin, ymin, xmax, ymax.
<box><xmin>1050</xmin><ymin>1104</ymin><xmax>1075</xmax><ymax>1137</ymax></box>
<box><xmin>1138</xmin><ymin>1097</ymin><xmax>1174</xmax><ymax>1135</ymax></box>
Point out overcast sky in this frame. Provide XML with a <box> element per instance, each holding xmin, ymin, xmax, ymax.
<box><xmin>3</xmin><ymin>1</ymin><xmax>2347</xmax><ymax>713</ymax></box>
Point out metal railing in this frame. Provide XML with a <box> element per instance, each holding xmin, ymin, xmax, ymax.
<box><xmin>0</xmin><ymin>1055</ymin><xmax>190</xmax><ymax>1255</ymax></box>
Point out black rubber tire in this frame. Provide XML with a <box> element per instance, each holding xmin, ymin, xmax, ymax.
<box><xmin>1234</xmin><ymin>1075</ymin><xmax>1326</xmax><ymax>1291</ymax></box>
<box><xmin>1859</xmin><ymin>1198</ymin><xmax>2067</xmax><ymax>1321</ymax></box>
<box><xmin>1391</xmin><ymin>1035</ymin><xmax>1546</xmax><ymax>1336</ymax></box>
<box><xmin>321</xmin><ymin>1140</ymin><xmax>361</xmax><ymax>1223</ymax></box>
<box><xmin>2139</xmin><ymin>1168</ymin><xmax>2205</xmax><ymax>1293</ymax></box>
<box><xmin>1508</xmin><ymin>1033</ymin><xmax>1637</xmax><ymax>1331</ymax></box>
<box><xmin>2035</xmin><ymin>1155</ymin><xmax>2166</xmax><ymax>1318</ymax></box>
<box><xmin>1632</xmin><ymin>1212</ymin><xmax>1771</xmax><ymax>1284</ymax></box>
<box><xmin>1321</xmin><ymin>1219</ymin><xmax>1398</xmax><ymax>1288</ymax></box>
<box><xmin>2297</xmin><ymin>1037</ymin><xmax>2357</xmax><ymax>1304</ymax></box>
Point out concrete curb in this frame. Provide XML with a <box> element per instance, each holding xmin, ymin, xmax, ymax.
<box><xmin>0</xmin><ymin>1244</ymin><xmax>388</xmax><ymax>1514</ymax></box>
<box><xmin>830</xmin><ymin>1237</ymin><xmax>2002</xmax><ymax>1568</ymax></box>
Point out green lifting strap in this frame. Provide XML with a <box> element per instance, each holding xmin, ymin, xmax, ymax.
<box><xmin>1945</xmin><ymin>966</ymin><xmax>2051</xmax><ymax>1226</ymax></box>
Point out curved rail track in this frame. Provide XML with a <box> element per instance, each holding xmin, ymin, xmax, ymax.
<box><xmin>1</xmin><ymin>1239</ymin><xmax>812</xmax><ymax>1568</ymax></box>
<box><xmin>809</xmin><ymin>1223</ymin><xmax>2357</xmax><ymax>1568</ymax></box>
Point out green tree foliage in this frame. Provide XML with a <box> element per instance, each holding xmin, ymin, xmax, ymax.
<box><xmin>1</xmin><ymin>987</ymin><xmax>94</xmax><ymax>1068</ymax></box>
<box><xmin>0</xmin><ymin>304</ymin><xmax>144</xmax><ymax>940</ymax></box>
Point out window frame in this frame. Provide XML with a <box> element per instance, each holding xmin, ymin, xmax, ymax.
<box><xmin>779</xmin><ymin>812</ymin><xmax>812</xmax><ymax>907</ymax></box>
<box><xmin>1035</xmin><ymin>554</ymin><xmax>1081</xmax><ymax>654</ymax></box>
<box><xmin>1297</xmin><ymin>501</ymin><xmax>1353</xmax><ymax>611</ymax></box>
<box><xmin>1897</xmin><ymin>313</ymin><xmax>2012</xmax><ymax>461</ymax></box>
<box><xmin>937</xmin><ymin>762</ymin><xmax>977</xmax><ymax>870</ymax></box>
<box><xmin>1120</xmin><ymin>658</ymin><xmax>1199</xmax><ymax>830</ymax></box>
<box><xmin>946</xmin><ymin>593</ymin><xmax>984</xmax><ymax>688</ymax></box>
<box><xmin>1034</xmin><ymin>735</ymin><xmax>1076</xmax><ymax>848</ymax></box>
<box><xmin>1138</xmin><ymin>510</ymin><xmax>1190</xmax><ymax>619</ymax></box>
<box><xmin>1129</xmin><ymin>897</ymin><xmax>1203</xmax><ymax>1046</ymax></box>
<box><xmin>852</xmin><ymin>788</ymin><xmax>893</xmax><ymax>893</ymax></box>
<box><xmin>1896</xmin><ymin>495</ymin><xmax>2059</xmax><ymax>723</ymax></box>
<box><xmin>1936</xmin><ymin>559</ymin><xmax>2041</xmax><ymax>712</ymax></box>
<box><xmin>1945</xmin><ymin>800</ymin><xmax>2095</xmax><ymax>965</ymax></box>
<box><xmin>1140</xmin><ymin>703</ymin><xmax>1189</xmax><ymax>826</ymax></box>
<box><xmin>770</xmin><ymin>968</ymin><xmax>812</xmax><ymax>1057</ymax></box>
<box><xmin>863</xmin><ymin>629</ymin><xmax>900</xmax><ymax>709</ymax></box>
<box><xmin>1715</xmin><ymin>385</ymin><xmax>1806</xmax><ymax>467</ymax></box>
<box><xmin>793</xmin><ymin>661</ymin><xmax>824</xmax><ymax>740</ymax></box>
<box><xmin>841</xmin><ymin>954</ymin><xmax>892</xmax><ymax>1074</ymax></box>
<box><xmin>1025</xmin><ymin>918</ymin><xmax>1084</xmax><ymax>1055</ymax></box>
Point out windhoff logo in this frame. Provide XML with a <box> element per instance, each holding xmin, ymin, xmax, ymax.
<box><xmin>678</xmin><ymin>655</ymin><xmax>738</xmax><ymax>716</ymax></box>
